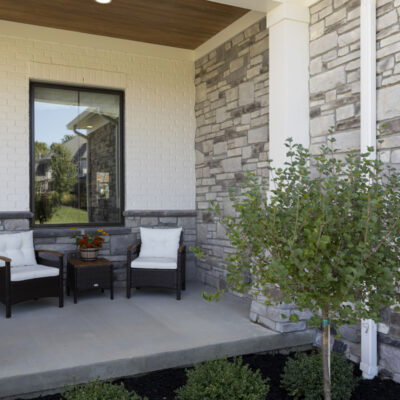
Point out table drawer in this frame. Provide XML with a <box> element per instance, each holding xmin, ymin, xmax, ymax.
<box><xmin>76</xmin><ymin>267</ymin><xmax>111</xmax><ymax>290</ymax></box>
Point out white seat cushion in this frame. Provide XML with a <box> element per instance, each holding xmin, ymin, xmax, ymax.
<box><xmin>10</xmin><ymin>264</ymin><xmax>59</xmax><ymax>282</ymax></box>
<box><xmin>139</xmin><ymin>227</ymin><xmax>182</xmax><ymax>260</ymax></box>
<box><xmin>131</xmin><ymin>257</ymin><xmax>177</xmax><ymax>270</ymax></box>
<box><xmin>0</xmin><ymin>231</ymin><xmax>37</xmax><ymax>267</ymax></box>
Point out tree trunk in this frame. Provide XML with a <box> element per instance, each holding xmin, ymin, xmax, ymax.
<box><xmin>321</xmin><ymin>314</ymin><xmax>331</xmax><ymax>400</ymax></box>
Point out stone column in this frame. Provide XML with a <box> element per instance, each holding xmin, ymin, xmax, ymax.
<box><xmin>249</xmin><ymin>0</ymin><xmax>311</xmax><ymax>333</ymax></box>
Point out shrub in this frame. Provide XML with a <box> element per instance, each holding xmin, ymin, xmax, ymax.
<box><xmin>281</xmin><ymin>351</ymin><xmax>359</xmax><ymax>400</ymax></box>
<box><xmin>63</xmin><ymin>379</ymin><xmax>147</xmax><ymax>400</ymax></box>
<box><xmin>61</xmin><ymin>192</ymin><xmax>77</xmax><ymax>207</ymax></box>
<box><xmin>175</xmin><ymin>358</ymin><xmax>269</xmax><ymax>400</ymax></box>
<box><xmin>35</xmin><ymin>192</ymin><xmax>57</xmax><ymax>224</ymax></box>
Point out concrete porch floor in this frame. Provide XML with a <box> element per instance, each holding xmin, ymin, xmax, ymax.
<box><xmin>0</xmin><ymin>282</ymin><xmax>315</xmax><ymax>399</ymax></box>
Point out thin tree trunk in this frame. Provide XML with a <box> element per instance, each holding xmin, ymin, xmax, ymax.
<box><xmin>321</xmin><ymin>313</ymin><xmax>331</xmax><ymax>400</ymax></box>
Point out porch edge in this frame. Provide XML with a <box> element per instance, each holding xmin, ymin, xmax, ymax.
<box><xmin>1</xmin><ymin>329</ymin><xmax>316</xmax><ymax>399</ymax></box>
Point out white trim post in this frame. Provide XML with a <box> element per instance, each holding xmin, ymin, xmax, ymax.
<box><xmin>360</xmin><ymin>0</ymin><xmax>377</xmax><ymax>157</ymax></box>
<box><xmin>360</xmin><ymin>0</ymin><xmax>378</xmax><ymax>380</ymax></box>
<box><xmin>267</xmin><ymin>1</ymin><xmax>310</xmax><ymax>173</ymax></box>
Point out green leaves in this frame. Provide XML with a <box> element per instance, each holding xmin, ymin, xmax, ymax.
<box><xmin>289</xmin><ymin>314</ymin><xmax>300</xmax><ymax>323</ymax></box>
<box><xmin>204</xmin><ymin>138</ymin><xmax>400</xmax><ymax>328</ymax></box>
<box><xmin>175</xmin><ymin>358</ymin><xmax>269</xmax><ymax>400</ymax></box>
<box><xmin>190</xmin><ymin>246</ymin><xmax>205</xmax><ymax>261</ymax></box>
<box><xmin>63</xmin><ymin>379</ymin><xmax>147</xmax><ymax>400</ymax></box>
<box><xmin>281</xmin><ymin>352</ymin><xmax>358</xmax><ymax>400</ymax></box>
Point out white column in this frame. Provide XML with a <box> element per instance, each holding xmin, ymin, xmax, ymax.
<box><xmin>267</xmin><ymin>0</ymin><xmax>310</xmax><ymax>171</ymax></box>
<box><xmin>360</xmin><ymin>0</ymin><xmax>377</xmax><ymax>157</ymax></box>
<box><xmin>360</xmin><ymin>0</ymin><xmax>378</xmax><ymax>380</ymax></box>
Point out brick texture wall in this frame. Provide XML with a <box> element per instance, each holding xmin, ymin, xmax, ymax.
<box><xmin>194</xmin><ymin>18</ymin><xmax>269</xmax><ymax>289</ymax></box>
<box><xmin>0</xmin><ymin>26</ymin><xmax>195</xmax><ymax>212</ymax></box>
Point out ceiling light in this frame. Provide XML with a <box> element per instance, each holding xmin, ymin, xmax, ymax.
<box><xmin>95</xmin><ymin>0</ymin><xmax>112</xmax><ymax>4</ymax></box>
<box><xmin>86</xmin><ymin>125</ymin><xmax>93</xmax><ymax>129</ymax></box>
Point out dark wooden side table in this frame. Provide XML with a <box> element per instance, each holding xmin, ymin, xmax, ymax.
<box><xmin>67</xmin><ymin>257</ymin><xmax>114</xmax><ymax>303</ymax></box>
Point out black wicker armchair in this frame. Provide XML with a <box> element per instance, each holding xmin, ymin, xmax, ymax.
<box><xmin>126</xmin><ymin>228</ymin><xmax>186</xmax><ymax>300</ymax></box>
<box><xmin>0</xmin><ymin>232</ymin><xmax>64</xmax><ymax>318</ymax></box>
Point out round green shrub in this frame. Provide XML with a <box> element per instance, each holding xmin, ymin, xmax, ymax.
<box><xmin>63</xmin><ymin>379</ymin><xmax>147</xmax><ymax>400</ymax></box>
<box><xmin>281</xmin><ymin>351</ymin><xmax>359</xmax><ymax>400</ymax></box>
<box><xmin>175</xmin><ymin>358</ymin><xmax>269</xmax><ymax>400</ymax></box>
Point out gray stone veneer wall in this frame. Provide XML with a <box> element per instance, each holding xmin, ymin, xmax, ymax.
<box><xmin>308</xmin><ymin>0</ymin><xmax>400</xmax><ymax>382</ymax></box>
<box><xmin>309</xmin><ymin>0</ymin><xmax>361</xmax><ymax>156</ymax></box>
<box><xmin>0</xmin><ymin>211</ymin><xmax>197</xmax><ymax>288</ymax></box>
<box><xmin>376</xmin><ymin>0</ymin><xmax>400</xmax><ymax>169</ymax></box>
<box><xmin>195</xmin><ymin>18</ymin><xmax>269</xmax><ymax>289</ymax></box>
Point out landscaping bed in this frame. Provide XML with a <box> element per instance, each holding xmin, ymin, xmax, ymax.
<box><xmin>20</xmin><ymin>351</ymin><xmax>400</xmax><ymax>400</ymax></box>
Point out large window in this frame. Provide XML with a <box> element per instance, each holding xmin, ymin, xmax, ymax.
<box><xmin>31</xmin><ymin>83</ymin><xmax>124</xmax><ymax>226</ymax></box>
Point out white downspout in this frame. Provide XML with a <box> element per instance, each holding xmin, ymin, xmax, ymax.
<box><xmin>359</xmin><ymin>0</ymin><xmax>378</xmax><ymax>380</ymax></box>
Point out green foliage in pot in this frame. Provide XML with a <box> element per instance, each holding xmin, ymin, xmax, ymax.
<box><xmin>281</xmin><ymin>351</ymin><xmax>359</xmax><ymax>400</ymax></box>
<box><xmin>175</xmin><ymin>358</ymin><xmax>269</xmax><ymax>400</ymax></box>
<box><xmin>63</xmin><ymin>379</ymin><xmax>147</xmax><ymax>400</ymax></box>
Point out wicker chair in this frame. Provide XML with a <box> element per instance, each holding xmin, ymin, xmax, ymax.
<box><xmin>126</xmin><ymin>227</ymin><xmax>186</xmax><ymax>300</ymax></box>
<box><xmin>0</xmin><ymin>231</ymin><xmax>64</xmax><ymax>318</ymax></box>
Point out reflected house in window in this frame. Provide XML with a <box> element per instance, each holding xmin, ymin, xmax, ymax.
<box><xmin>66</xmin><ymin>109</ymin><xmax>119</xmax><ymax>224</ymax></box>
<box><xmin>35</xmin><ymin>153</ymin><xmax>52</xmax><ymax>193</ymax></box>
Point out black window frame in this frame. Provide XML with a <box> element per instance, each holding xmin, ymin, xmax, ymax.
<box><xmin>29</xmin><ymin>81</ymin><xmax>125</xmax><ymax>228</ymax></box>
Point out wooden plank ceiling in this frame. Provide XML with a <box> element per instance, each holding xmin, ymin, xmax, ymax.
<box><xmin>0</xmin><ymin>0</ymin><xmax>249</xmax><ymax>49</ymax></box>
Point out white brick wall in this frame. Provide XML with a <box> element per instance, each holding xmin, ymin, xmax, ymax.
<box><xmin>0</xmin><ymin>22</ymin><xmax>196</xmax><ymax>212</ymax></box>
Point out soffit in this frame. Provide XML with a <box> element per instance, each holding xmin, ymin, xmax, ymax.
<box><xmin>0</xmin><ymin>0</ymin><xmax>249</xmax><ymax>49</ymax></box>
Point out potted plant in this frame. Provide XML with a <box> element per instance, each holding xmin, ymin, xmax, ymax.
<box><xmin>71</xmin><ymin>228</ymin><xmax>108</xmax><ymax>261</ymax></box>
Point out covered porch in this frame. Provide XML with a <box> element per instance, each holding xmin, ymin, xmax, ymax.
<box><xmin>2</xmin><ymin>0</ymin><xmax>400</xmax><ymax>395</ymax></box>
<box><xmin>0</xmin><ymin>283</ymin><xmax>314</xmax><ymax>399</ymax></box>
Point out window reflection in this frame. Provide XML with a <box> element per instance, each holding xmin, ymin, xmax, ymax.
<box><xmin>32</xmin><ymin>84</ymin><xmax>122</xmax><ymax>225</ymax></box>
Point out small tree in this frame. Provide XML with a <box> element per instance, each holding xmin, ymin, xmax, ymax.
<box><xmin>198</xmin><ymin>139</ymin><xmax>400</xmax><ymax>400</ymax></box>
<box><xmin>34</xmin><ymin>141</ymin><xmax>49</xmax><ymax>159</ymax></box>
<box><xmin>50</xmin><ymin>143</ymin><xmax>77</xmax><ymax>201</ymax></box>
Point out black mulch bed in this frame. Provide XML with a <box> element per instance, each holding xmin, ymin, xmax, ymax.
<box><xmin>19</xmin><ymin>352</ymin><xmax>400</xmax><ymax>400</ymax></box>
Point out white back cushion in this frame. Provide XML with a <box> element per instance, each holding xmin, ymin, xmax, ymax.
<box><xmin>0</xmin><ymin>231</ymin><xmax>37</xmax><ymax>267</ymax></box>
<box><xmin>139</xmin><ymin>227</ymin><xmax>182</xmax><ymax>259</ymax></box>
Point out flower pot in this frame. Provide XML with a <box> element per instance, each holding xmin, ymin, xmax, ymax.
<box><xmin>80</xmin><ymin>248</ymin><xmax>99</xmax><ymax>261</ymax></box>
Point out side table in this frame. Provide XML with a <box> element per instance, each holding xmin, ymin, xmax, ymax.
<box><xmin>67</xmin><ymin>257</ymin><xmax>114</xmax><ymax>303</ymax></box>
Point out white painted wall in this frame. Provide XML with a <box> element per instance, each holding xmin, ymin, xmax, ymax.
<box><xmin>0</xmin><ymin>21</ymin><xmax>196</xmax><ymax>212</ymax></box>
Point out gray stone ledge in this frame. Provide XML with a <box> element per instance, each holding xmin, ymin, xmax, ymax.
<box><xmin>34</xmin><ymin>227</ymin><xmax>131</xmax><ymax>238</ymax></box>
<box><xmin>0</xmin><ymin>211</ymin><xmax>33</xmax><ymax>219</ymax></box>
<box><xmin>123</xmin><ymin>210</ymin><xmax>197</xmax><ymax>217</ymax></box>
<box><xmin>378</xmin><ymin>333</ymin><xmax>400</xmax><ymax>349</ymax></box>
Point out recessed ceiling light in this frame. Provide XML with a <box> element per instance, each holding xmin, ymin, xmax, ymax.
<box><xmin>95</xmin><ymin>0</ymin><xmax>112</xmax><ymax>4</ymax></box>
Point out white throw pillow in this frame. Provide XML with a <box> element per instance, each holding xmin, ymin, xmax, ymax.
<box><xmin>139</xmin><ymin>227</ymin><xmax>182</xmax><ymax>260</ymax></box>
<box><xmin>0</xmin><ymin>231</ymin><xmax>37</xmax><ymax>267</ymax></box>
